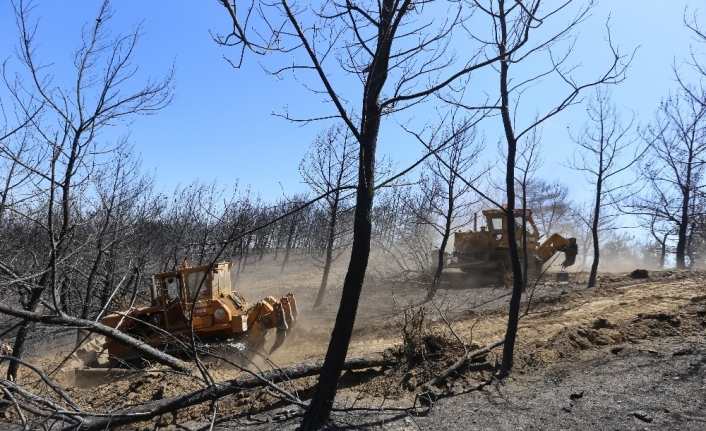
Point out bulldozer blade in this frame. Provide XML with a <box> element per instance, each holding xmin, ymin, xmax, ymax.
<box><xmin>560</xmin><ymin>239</ymin><xmax>579</xmax><ymax>268</ymax></box>
<box><xmin>269</xmin><ymin>328</ymin><xmax>287</xmax><ymax>355</ymax></box>
<box><xmin>282</xmin><ymin>302</ymin><xmax>295</xmax><ymax>328</ymax></box>
<box><xmin>282</xmin><ymin>293</ymin><xmax>298</xmax><ymax>325</ymax></box>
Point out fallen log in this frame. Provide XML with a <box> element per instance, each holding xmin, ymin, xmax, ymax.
<box><xmin>68</xmin><ymin>353</ymin><xmax>397</xmax><ymax>431</ymax></box>
<box><xmin>230</xmin><ymin>352</ymin><xmax>396</xmax><ymax>389</ymax></box>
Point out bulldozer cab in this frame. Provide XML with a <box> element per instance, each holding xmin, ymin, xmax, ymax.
<box><xmin>153</xmin><ymin>263</ymin><xmax>232</xmax><ymax>304</ymax></box>
<box><xmin>151</xmin><ymin>262</ymin><xmax>234</xmax><ymax>327</ymax></box>
<box><xmin>483</xmin><ymin>209</ymin><xmax>540</xmax><ymax>249</ymax></box>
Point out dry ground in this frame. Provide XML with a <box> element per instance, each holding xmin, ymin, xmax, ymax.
<box><xmin>5</xmin><ymin>255</ymin><xmax>706</xmax><ymax>430</ymax></box>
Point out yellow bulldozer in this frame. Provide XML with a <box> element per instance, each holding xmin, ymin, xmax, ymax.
<box><xmin>71</xmin><ymin>261</ymin><xmax>297</xmax><ymax>373</ymax></box>
<box><xmin>437</xmin><ymin>208</ymin><xmax>578</xmax><ymax>280</ymax></box>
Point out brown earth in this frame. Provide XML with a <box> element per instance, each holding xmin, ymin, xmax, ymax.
<box><xmin>5</xmin><ymin>258</ymin><xmax>706</xmax><ymax>430</ymax></box>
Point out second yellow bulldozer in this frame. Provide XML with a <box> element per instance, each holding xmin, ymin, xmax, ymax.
<box><xmin>437</xmin><ymin>208</ymin><xmax>578</xmax><ymax>279</ymax></box>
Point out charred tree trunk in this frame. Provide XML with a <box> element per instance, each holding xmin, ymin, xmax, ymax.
<box><xmin>676</xmin><ymin>185</ymin><xmax>690</xmax><ymax>269</ymax></box>
<box><xmin>299</xmin><ymin>2</ymin><xmax>397</xmax><ymax>426</ymax></box>
<box><xmin>659</xmin><ymin>232</ymin><xmax>668</xmax><ymax>269</ymax></box>
<box><xmin>429</xmin><ymin>189</ymin><xmax>454</xmax><ymax>301</ymax></box>
<box><xmin>313</xmin><ymin>191</ymin><xmax>340</xmax><ymax>308</ymax></box>
<box><xmin>280</xmin><ymin>219</ymin><xmax>297</xmax><ymax>274</ymax></box>
<box><xmin>498</xmin><ymin>2</ymin><xmax>523</xmax><ymax>377</ymax></box>
<box><xmin>300</xmin><ymin>134</ymin><xmax>376</xmax><ymax>429</ymax></box>
<box><xmin>687</xmin><ymin>220</ymin><xmax>696</xmax><ymax>265</ymax></box>
<box><xmin>300</xmin><ymin>120</ymin><xmax>377</xmax><ymax>429</ymax></box>
<box><xmin>587</xmin><ymin>167</ymin><xmax>603</xmax><ymax>288</ymax></box>
<box><xmin>8</xmin><ymin>141</ymin><xmax>74</xmax><ymax>382</ymax></box>
<box><xmin>7</xmin><ymin>279</ymin><xmax>46</xmax><ymax>381</ymax></box>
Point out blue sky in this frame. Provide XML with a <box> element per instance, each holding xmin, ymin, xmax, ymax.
<box><xmin>0</xmin><ymin>0</ymin><xmax>699</xmax><ymax>203</ymax></box>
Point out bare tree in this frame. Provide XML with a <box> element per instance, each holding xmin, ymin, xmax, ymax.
<box><xmin>0</xmin><ymin>0</ymin><xmax>173</xmax><ymax>382</ymax></box>
<box><xmin>633</xmin><ymin>88</ymin><xmax>706</xmax><ymax>269</ymax></box>
<box><xmin>74</xmin><ymin>142</ymin><xmax>158</xmax><ymax>319</ymax></box>
<box><xmin>641</xmin><ymin>9</ymin><xmax>706</xmax><ymax>268</ymax></box>
<box><xmin>515</xmin><ymin>126</ymin><xmax>543</xmax><ymax>288</ymax></box>
<box><xmin>444</xmin><ymin>1</ymin><xmax>631</xmax><ymax>377</ymax></box>
<box><xmin>568</xmin><ymin>88</ymin><xmax>642</xmax><ymax>287</ymax></box>
<box><xmin>300</xmin><ymin>125</ymin><xmax>357</xmax><ymax>308</ymax></box>
<box><xmin>419</xmin><ymin>117</ymin><xmax>484</xmax><ymax>300</ymax></box>
<box><xmin>570</xmin><ymin>201</ymin><xmax>596</xmax><ymax>268</ymax></box>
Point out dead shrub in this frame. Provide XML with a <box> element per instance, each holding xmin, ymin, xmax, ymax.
<box><xmin>400</xmin><ymin>304</ymin><xmax>456</xmax><ymax>365</ymax></box>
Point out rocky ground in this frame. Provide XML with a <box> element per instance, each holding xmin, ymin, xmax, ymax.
<box><xmin>4</xmin><ymin>260</ymin><xmax>706</xmax><ymax>430</ymax></box>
